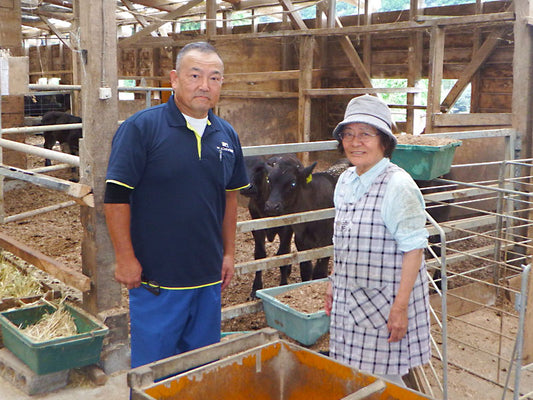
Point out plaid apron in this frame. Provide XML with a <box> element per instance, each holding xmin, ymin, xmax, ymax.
<box><xmin>330</xmin><ymin>164</ymin><xmax>431</xmax><ymax>375</ymax></box>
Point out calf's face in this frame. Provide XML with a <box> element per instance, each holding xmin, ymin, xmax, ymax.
<box><xmin>264</xmin><ymin>157</ymin><xmax>316</xmax><ymax>216</ymax></box>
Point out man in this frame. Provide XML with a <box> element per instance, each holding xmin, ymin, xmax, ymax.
<box><xmin>104</xmin><ymin>42</ymin><xmax>249</xmax><ymax>368</ymax></box>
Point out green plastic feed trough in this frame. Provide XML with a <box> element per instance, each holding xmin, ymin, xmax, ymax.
<box><xmin>0</xmin><ymin>303</ymin><xmax>108</xmax><ymax>375</ymax></box>
<box><xmin>391</xmin><ymin>141</ymin><xmax>461</xmax><ymax>181</ymax></box>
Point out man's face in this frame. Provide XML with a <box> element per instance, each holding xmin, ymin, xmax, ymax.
<box><xmin>170</xmin><ymin>49</ymin><xmax>224</xmax><ymax>118</ymax></box>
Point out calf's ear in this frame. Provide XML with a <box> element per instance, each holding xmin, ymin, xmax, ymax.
<box><xmin>300</xmin><ymin>162</ymin><xmax>317</xmax><ymax>184</ymax></box>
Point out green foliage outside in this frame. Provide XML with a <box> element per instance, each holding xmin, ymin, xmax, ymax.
<box><xmin>372</xmin><ymin>78</ymin><xmax>471</xmax><ymax>121</ymax></box>
<box><xmin>379</xmin><ymin>0</ymin><xmax>476</xmax><ymax>12</ymax></box>
<box><xmin>180</xmin><ymin>20</ymin><xmax>201</xmax><ymax>31</ymax></box>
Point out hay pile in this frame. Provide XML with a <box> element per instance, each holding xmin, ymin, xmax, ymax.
<box><xmin>20</xmin><ymin>303</ymin><xmax>78</xmax><ymax>342</ymax></box>
<box><xmin>0</xmin><ymin>259</ymin><xmax>43</xmax><ymax>299</ymax></box>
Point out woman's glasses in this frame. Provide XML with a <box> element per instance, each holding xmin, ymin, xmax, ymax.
<box><xmin>340</xmin><ymin>131</ymin><xmax>378</xmax><ymax>142</ymax></box>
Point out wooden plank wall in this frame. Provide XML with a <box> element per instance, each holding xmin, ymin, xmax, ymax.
<box><xmin>25</xmin><ymin>1</ymin><xmax>514</xmax><ymax>149</ymax></box>
<box><xmin>27</xmin><ymin>43</ymin><xmax>73</xmax><ymax>84</ymax></box>
<box><xmin>1</xmin><ymin>0</ymin><xmax>26</xmax><ymax>168</ymax></box>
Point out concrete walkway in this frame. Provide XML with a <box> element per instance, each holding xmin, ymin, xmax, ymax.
<box><xmin>0</xmin><ymin>370</ymin><xmax>129</xmax><ymax>400</ymax></box>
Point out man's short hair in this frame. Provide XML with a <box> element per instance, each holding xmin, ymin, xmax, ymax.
<box><xmin>175</xmin><ymin>42</ymin><xmax>222</xmax><ymax>71</ymax></box>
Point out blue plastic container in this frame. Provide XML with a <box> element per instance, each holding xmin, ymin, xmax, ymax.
<box><xmin>256</xmin><ymin>279</ymin><xmax>330</xmax><ymax>346</ymax></box>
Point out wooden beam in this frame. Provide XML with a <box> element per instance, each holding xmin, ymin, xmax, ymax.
<box><xmin>433</xmin><ymin>113</ymin><xmax>512</xmax><ymax>127</ymax></box>
<box><xmin>0</xmin><ymin>231</ymin><xmax>91</xmax><ymax>292</ymax></box>
<box><xmin>118</xmin><ymin>0</ymin><xmax>204</xmax><ymax>48</ymax></box>
<box><xmin>221</xmin><ymin>301</ymin><xmax>262</xmax><ymax>320</ymax></box>
<box><xmin>223</xmin><ymin>69</ymin><xmax>321</xmax><ymax>83</ymax></box>
<box><xmin>38</xmin><ymin>16</ymin><xmax>76</xmax><ymax>52</ymax></box>
<box><xmin>33</xmin><ymin>9</ymin><xmax>74</xmax><ymax>22</ymax></box>
<box><xmin>133</xmin><ymin>12</ymin><xmax>515</xmax><ymax>48</ymax></box>
<box><xmin>221</xmin><ymin>90</ymin><xmax>298</xmax><ymax>98</ymax></box>
<box><xmin>305</xmin><ymin>87</ymin><xmax>423</xmax><ymax>97</ymax></box>
<box><xmin>441</xmin><ymin>28</ymin><xmax>508</xmax><ymax>113</ymax></box>
<box><xmin>335</xmin><ymin>16</ymin><xmax>373</xmax><ymax>89</ymax></box>
<box><xmin>121</xmin><ymin>0</ymin><xmax>155</xmax><ymax>30</ymax></box>
<box><xmin>127</xmin><ymin>0</ymin><xmax>177</xmax><ymax>12</ymax></box>
<box><xmin>0</xmin><ymin>164</ymin><xmax>92</xmax><ymax>203</ymax></box>
<box><xmin>278</xmin><ymin>0</ymin><xmax>307</xmax><ymax>30</ymax></box>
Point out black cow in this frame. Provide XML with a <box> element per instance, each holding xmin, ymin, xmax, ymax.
<box><xmin>264</xmin><ymin>154</ymin><xmax>335</xmax><ymax>281</ymax></box>
<box><xmin>40</xmin><ymin>111</ymin><xmax>82</xmax><ymax>167</ymax></box>
<box><xmin>241</xmin><ymin>156</ymin><xmax>294</xmax><ymax>298</ymax></box>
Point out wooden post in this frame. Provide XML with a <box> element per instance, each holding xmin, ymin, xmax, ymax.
<box><xmin>298</xmin><ymin>36</ymin><xmax>314</xmax><ymax>166</ymax></box>
<box><xmin>206</xmin><ymin>0</ymin><xmax>217</xmax><ymax>38</ymax></box>
<box><xmin>78</xmin><ymin>0</ymin><xmax>129</xmax><ymax>374</ymax></box>
<box><xmin>70</xmin><ymin>3</ymin><xmax>82</xmax><ymax>115</ymax></box>
<box><xmin>0</xmin><ymin>0</ymin><xmax>25</xmax><ymax>224</ymax></box>
<box><xmin>327</xmin><ymin>0</ymin><xmax>336</xmax><ymax>29</ymax></box>
<box><xmin>362</xmin><ymin>0</ymin><xmax>372</xmax><ymax>74</ymax></box>
<box><xmin>280</xmin><ymin>14</ymin><xmax>293</xmax><ymax>92</ymax></box>
<box><xmin>407</xmin><ymin>0</ymin><xmax>423</xmax><ymax>134</ymax></box>
<box><xmin>78</xmin><ymin>0</ymin><xmax>121</xmax><ymax>313</ymax></box>
<box><xmin>470</xmin><ymin>0</ymin><xmax>483</xmax><ymax>114</ymax></box>
<box><xmin>0</xmin><ymin>60</ymin><xmax>3</xmax><ymax>225</ymax></box>
<box><xmin>222</xmin><ymin>10</ymin><xmax>232</xmax><ymax>35</ymax></box>
<box><xmin>513</xmin><ymin>0</ymin><xmax>533</xmax><ymax>363</ymax></box>
<box><xmin>425</xmin><ymin>26</ymin><xmax>444</xmax><ymax>135</ymax></box>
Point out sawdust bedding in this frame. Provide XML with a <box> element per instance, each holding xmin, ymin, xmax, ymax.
<box><xmin>395</xmin><ymin>134</ymin><xmax>460</xmax><ymax>146</ymax></box>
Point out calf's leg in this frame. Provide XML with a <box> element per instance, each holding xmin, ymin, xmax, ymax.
<box><xmin>250</xmin><ymin>229</ymin><xmax>267</xmax><ymax>299</ymax></box>
<box><xmin>312</xmin><ymin>257</ymin><xmax>330</xmax><ymax>279</ymax></box>
<box><xmin>277</xmin><ymin>227</ymin><xmax>293</xmax><ymax>286</ymax></box>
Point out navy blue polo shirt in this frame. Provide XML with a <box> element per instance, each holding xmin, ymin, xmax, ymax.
<box><xmin>106</xmin><ymin>96</ymin><xmax>249</xmax><ymax>287</ymax></box>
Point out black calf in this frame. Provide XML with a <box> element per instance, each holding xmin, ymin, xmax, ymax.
<box><xmin>241</xmin><ymin>156</ymin><xmax>293</xmax><ymax>298</ymax></box>
<box><xmin>264</xmin><ymin>155</ymin><xmax>335</xmax><ymax>282</ymax></box>
<box><xmin>40</xmin><ymin>111</ymin><xmax>82</xmax><ymax>167</ymax></box>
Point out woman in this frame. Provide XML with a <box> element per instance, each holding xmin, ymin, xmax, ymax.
<box><xmin>324</xmin><ymin>95</ymin><xmax>430</xmax><ymax>386</ymax></box>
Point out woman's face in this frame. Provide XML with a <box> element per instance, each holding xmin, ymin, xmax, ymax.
<box><xmin>340</xmin><ymin>122</ymin><xmax>385</xmax><ymax>175</ymax></box>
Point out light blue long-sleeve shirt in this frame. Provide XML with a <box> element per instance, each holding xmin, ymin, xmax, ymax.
<box><xmin>334</xmin><ymin>157</ymin><xmax>428</xmax><ymax>252</ymax></box>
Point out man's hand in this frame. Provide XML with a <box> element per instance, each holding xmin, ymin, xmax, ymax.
<box><xmin>114</xmin><ymin>254</ymin><xmax>142</xmax><ymax>290</ymax></box>
<box><xmin>221</xmin><ymin>254</ymin><xmax>235</xmax><ymax>290</ymax></box>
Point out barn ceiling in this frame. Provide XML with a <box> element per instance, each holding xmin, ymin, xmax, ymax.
<box><xmin>20</xmin><ymin>0</ymin><xmax>319</xmax><ymax>39</ymax></box>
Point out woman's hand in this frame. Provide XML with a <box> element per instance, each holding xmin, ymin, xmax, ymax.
<box><xmin>387</xmin><ymin>248</ymin><xmax>424</xmax><ymax>342</ymax></box>
<box><xmin>325</xmin><ymin>281</ymin><xmax>333</xmax><ymax>316</ymax></box>
<box><xmin>387</xmin><ymin>302</ymin><xmax>408</xmax><ymax>342</ymax></box>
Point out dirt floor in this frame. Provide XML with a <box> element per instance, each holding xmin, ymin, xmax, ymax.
<box><xmin>0</xmin><ymin>139</ymin><xmax>530</xmax><ymax>399</ymax></box>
